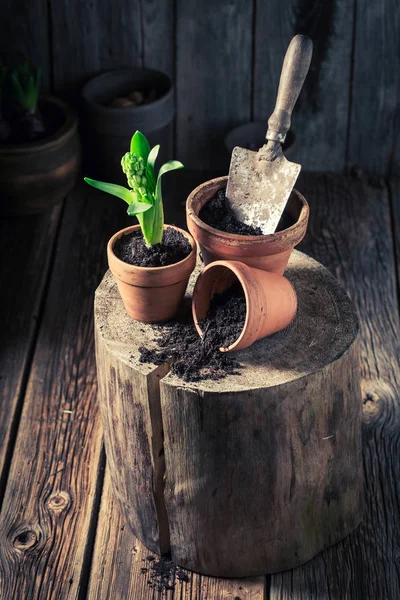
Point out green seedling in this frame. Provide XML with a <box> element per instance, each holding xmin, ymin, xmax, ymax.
<box><xmin>9</xmin><ymin>59</ymin><xmax>44</xmax><ymax>139</ymax></box>
<box><xmin>84</xmin><ymin>131</ymin><xmax>184</xmax><ymax>246</ymax></box>
<box><xmin>10</xmin><ymin>60</ymin><xmax>40</xmax><ymax>113</ymax></box>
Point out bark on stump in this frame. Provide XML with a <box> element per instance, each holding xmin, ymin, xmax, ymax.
<box><xmin>94</xmin><ymin>250</ymin><xmax>364</xmax><ymax>577</ymax></box>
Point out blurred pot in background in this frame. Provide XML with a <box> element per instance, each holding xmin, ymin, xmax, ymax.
<box><xmin>0</xmin><ymin>59</ymin><xmax>80</xmax><ymax>215</ymax></box>
<box><xmin>82</xmin><ymin>68</ymin><xmax>174</xmax><ymax>184</ymax></box>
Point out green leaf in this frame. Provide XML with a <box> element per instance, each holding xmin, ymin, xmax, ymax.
<box><xmin>127</xmin><ymin>202</ymin><xmax>153</xmax><ymax>216</ymax></box>
<box><xmin>157</xmin><ymin>160</ymin><xmax>184</xmax><ymax>180</ymax></box>
<box><xmin>147</xmin><ymin>145</ymin><xmax>160</xmax><ymax>171</ymax></box>
<box><xmin>130</xmin><ymin>131</ymin><xmax>151</xmax><ymax>161</ymax></box>
<box><xmin>152</xmin><ymin>183</ymin><xmax>164</xmax><ymax>245</ymax></box>
<box><xmin>84</xmin><ymin>177</ymin><xmax>134</xmax><ymax>205</ymax></box>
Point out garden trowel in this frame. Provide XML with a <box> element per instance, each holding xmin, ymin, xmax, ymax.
<box><xmin>226</xmin><ymin>34</ymin><xmax>313</xmax><ymax>234</ymax></box>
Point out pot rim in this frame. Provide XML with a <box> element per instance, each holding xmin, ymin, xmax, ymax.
<box><xmin>192</xmin><ymin>260</ymin><xmax>252</xmax><ymax>353</ymax></box>
<box><xmin>0</xmin><ymin>95</ymin><xmax>78</xmax><ymax>155</ymax></box>
<box><xmin>187</xmin><ymin>175</ymin><xmax>309</xmax><ymax>249</ymax></box>
<box><xmin>108</xmin><ymin>223</ymin><xmax>196</xmax><ymax>274</ymax></box>
<box><xmin>82</xmin><ymin>67</ymin><xmax>174</xmax><ymax>115</ymax></box>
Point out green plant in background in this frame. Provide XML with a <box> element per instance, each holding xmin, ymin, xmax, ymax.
<box><xmin>0</xmin><ymin>67</ymin><xmax>11</xmax><ymax>141</ymax></box>
<box><xmin>84</xmin><ymin>131</ymin><xmax>184</xmax><ymax>246</ymax></box>
<box><xmin>9</xmin><ymin>59</ymin><xmax>44</xmax><ymax>138</ymax></box>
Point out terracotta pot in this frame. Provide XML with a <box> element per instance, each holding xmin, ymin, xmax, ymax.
<box><xmin>192</xmin><ymin>260</ymin><xmax>297</xmax><ymax>352</ymax></box>
<box><xmin>0</xmin><ymin>96</ymin><xmax>81</xmax><ymax>215</ymax></box>
<box><xmin>107</xmin><ymin>224</ymin><xmax>196</xmax><ymax>323</ymax></box>
<box><xmin>186</xmin><ymin>176</ymin><xmax>309</xmax><ymax>274</ymax></box>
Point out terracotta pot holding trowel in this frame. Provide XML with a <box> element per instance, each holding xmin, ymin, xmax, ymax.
<box><xmin>187</xmin><ymin>175</ymin><xmax>309</xmax><ymax>274</ymax></box>
<box><xmin>187</xmin><ymin>35</ymin><xmax>312</xmax><ymax>275</ymax></box>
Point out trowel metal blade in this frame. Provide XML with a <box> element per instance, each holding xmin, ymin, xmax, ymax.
<box><xmin>226</xmin><ymin>146</ymin><xmax>301</xmax><ymax>235</ymax></box>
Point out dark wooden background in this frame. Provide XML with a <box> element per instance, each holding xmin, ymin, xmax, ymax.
<box><xmin>1</xmin><ymin>0</ymin><xmax>399</xmax><ymax>174</ymax></box>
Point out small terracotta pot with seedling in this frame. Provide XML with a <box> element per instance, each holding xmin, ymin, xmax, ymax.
<box><xmin>192</xmin><ymin>260</ymin><xmax>297</xmax><ymax>352</ymax></box>
<box><xmin>85</xmin><ymin>131</ymin><xmax>196</xmax><ymax>323</ymax></box>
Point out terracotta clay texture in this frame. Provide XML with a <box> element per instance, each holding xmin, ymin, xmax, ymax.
<box><xmin>186</xmin><ymin>176</ymin><xmax>309</xmax><ymax>274</ymax></box>
<box><xmin>107</xmin><ymin>225</ymin><xmax>196</xmax><ymax>323</ymax></box>
<box><xmin>192</xmin><ymin>260</ymin><xmax>297</xmax><ymax>352</ymax></box>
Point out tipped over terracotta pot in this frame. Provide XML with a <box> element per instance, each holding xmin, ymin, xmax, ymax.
<box><xmin>192</xmin><ymin>260</ymin><xmax>297</xmax><ymax>352</ymax></box>
<box><xmin>186</xmin><ymin>176</ymin><xmax>309</xmax><ymax>274</ymax></box>
<box><xmin>107</xmin><ymin>224</ymin><xmax>196</xmax><ymax>323</ymax></box>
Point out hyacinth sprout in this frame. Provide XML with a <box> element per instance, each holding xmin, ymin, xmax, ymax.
<box><xmin>84</xmin><ymin>131</ymin><xmax>183</xmax><ymax>246</ymax></box>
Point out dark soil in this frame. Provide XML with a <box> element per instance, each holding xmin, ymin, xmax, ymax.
<box><xmin>199</xmin><ymin>282</ymin><xmax>247</xmax><ymax>349</ymax></box>
<box><xmin>140</xmin><ymin>554</ymin><xmax>190</xmax><ymax>592</ymax></box>
<box><xmin>114</xmin><ymin>227</ymin><xmax>191</xmax><ymax>267</ymax></box>
<box><xmin>199</xmin><ymin>188</ymin><xmax>295</xmax><ymax>235</ymax></box>
<box><xmin>139</xmin><ymin>284</ymin><xmax>246</xmax><ymax>382</ymax></box>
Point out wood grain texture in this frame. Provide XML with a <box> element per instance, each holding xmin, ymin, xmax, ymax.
<box><xmin>0</xmin><ymin>185</ymin><xmax>126</xmax><ymax>599</ymax></box>
<box><xmin>347</xmin><ymin>0</ymin><xmax>400</xmax><ymax>176</ymax></box>
<box><xmin>270</xmin><ymin>173</ymin><xmax>400</xmax><ymax>599</ymax></box>
<box><xmin>176</xmin><ymin>0</ymin><xmax>253</xmax><ymax>170</ymax></box>
<box><xmin>95</xmin><ymin>272</ymin><xmax>170</xmax><ymax>554</ymax></box>
<box><xmin>0</xmin><ymin>0</ymin><xmax>51</xmax><ymax>89</ymax></box>
<box><xmin>50</xmin><ymin>0</ymin><xmax>142</xmax><ymax>96</ymax></box>
<box><xmin>0</xmin><ymin>205</ymin><xmax>61</xmax><ymax>495</ymax></box>
<box><xmin>389</xmin><ymin>178</ymin><xmax>400</xmax><ymax>271</ymax></box>
<box><xmin>141</xmin><ymin>0</ymin><xmax>175</xmax><ymax>79</ymax></box>
<box><xmin>253</xmin><ymin>0</ymin><xmax>354</xmax><ymax>171</ymax></box>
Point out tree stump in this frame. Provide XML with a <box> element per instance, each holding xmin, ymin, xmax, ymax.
<box><xmin>94</xmin><ymin>250</ymin><xmax>364</xmax><ymax>577</ymax></box>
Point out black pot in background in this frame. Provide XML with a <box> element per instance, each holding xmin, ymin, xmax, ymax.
<box><xmin>82</xmin><ymin>68</ymin><xmax>175</xmax><ymax>185</ymax></box>
<box><xmin>224</xmin><ymin>121</ymin><xmax>296</xmax><ymax>160</ymax></box>
<box><xmin>0</xmin><ymin>96</ymin><xmax>81</xmax><ymax>216</ymax></box>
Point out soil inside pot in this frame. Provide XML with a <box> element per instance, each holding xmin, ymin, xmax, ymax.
<box><xmin>139</xmin><ymin>284</ymin><xmax>246</xmax><ymax>382</ymax></box>
<box><xmin>199</xmin><ymin>188</ymin><xmax>295</xmax><ymax>235</ymax></box>
<box><xmin>114</xmin><ymin>227</ymin><xmax>191</xmax><ymax>268</ymax></box>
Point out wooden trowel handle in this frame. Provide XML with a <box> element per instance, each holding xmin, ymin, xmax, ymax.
<box><xmin>266</xmin><ymin>35</ymin><xmax>313</xmax><ymax>144</ymax></box>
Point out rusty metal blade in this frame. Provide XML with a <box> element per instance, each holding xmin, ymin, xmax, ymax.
<box><xmin>226</xmin><ymin>145</ymin><xmax>301</xmax><ymax>235</ymax></box>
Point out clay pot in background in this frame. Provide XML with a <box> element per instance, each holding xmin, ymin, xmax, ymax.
<box><xmin>225</xmin><ymin>121</ymin><xmax>296</xmax><ymax>161</ymax></box>
<box><xmin>0</xmin><ymin>96</ymin><xmax>80</xmax><ymax>215</ymax></box>
<box><xmin>186</xmin><ymin>176</ymin><xmax>309</xmax><ymax>274</ymax></box>
<box><xmin>107</xmin><ymin>224</ymin><xmax>196</xmax><ymax>323</ymax></box>
<box><xmin>82</xmin><ymin>68</ymin><xmax>174</xmax><ymax>185</ymax></box>
<box><xmin>192</xmin><ymin>260</ymin><xmax>297</xmax><ymax>352</ymax></box>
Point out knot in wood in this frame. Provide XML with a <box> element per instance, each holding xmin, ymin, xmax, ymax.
<box><xmin>13</xmin><ymin>526</ymin><xmax>40</xmax><ymax>551</ymax></box>
<box><xmin>47</xmin><ymin>491</ymin><xmax>71</xmax><ymax>512</ymax></box>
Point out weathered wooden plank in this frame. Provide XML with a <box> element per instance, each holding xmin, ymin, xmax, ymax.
<box><xmin>348</xmin><ymin>0</ymin><xmax>400</xmax><ymax>176</ymax></box>
<box><xmin>50</xmin><ymin>0</ymin><xmax>142</xmax><ymax>96</ymax></box>
<box><xmin>253</xmin><ymin>0</ymin><xmax>354</xmax><ymax>172</ymax></box>
<box><xmin>0</xmin><ymin>0</ymin><xmax>51</xmax><ymax>89</ymax></box>
<box><xmin>142</xmin><ymin>0</ymin><xmax>174</xmax><ymax>79</ymax></box>
<box><xmin>388</xmin><ymin>178</ymin><xmax>400</xmax><ymax>272</ymax></box>
<box><xmin>0</xmin><ymin>185</ymin><xmax>126</xmax><ymax>599</ymax></box>
<box><xmin>176</xmin><ymin>0</ymin><xmax>253</xmax><ymax>170</ymax></box>
<box><xmin>270</xmin><ymin>173</ymin><xmax>400</xmax><ymax>599</ymax></box>
<box><xmin>0</xmin><ymin>205</ymin><xmax>62</xmax><ymax>496</ymax></box>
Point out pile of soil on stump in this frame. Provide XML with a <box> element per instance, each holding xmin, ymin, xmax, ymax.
<box><xmin>139</xmin><ymin>284</ymin><xmax>247</xmax><ymax>382</ymax></box>
<box><xmin>114</xmin><ymin>227</ymin><xmax>191</xmax><ymax>268</ymax></box>
<box><xmin>199</xmin><ymin>188</ymin><xmax>295</xmax><ymax>235</ymax></box>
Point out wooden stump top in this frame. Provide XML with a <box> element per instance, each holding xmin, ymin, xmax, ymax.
<box><xmin>95</xmin><ymin>249</ymin><xmax>358</xmax><ymax>393</ymax></box>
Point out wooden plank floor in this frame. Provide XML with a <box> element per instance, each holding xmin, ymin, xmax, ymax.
<box><xmin>0</xmin><ymin>172</ymin><xmax>399</xmax><ymax>599</ymax></box>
